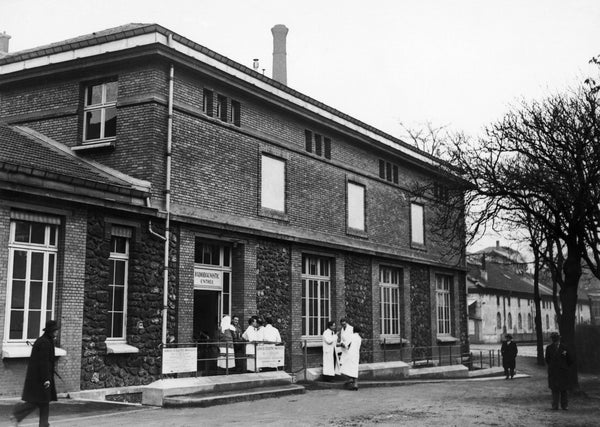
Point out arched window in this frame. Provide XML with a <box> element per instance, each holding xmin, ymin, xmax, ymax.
<box><xmin>546</xmin><ymin>314</ymin><xmax>550</xmax><ymax>330</ymax></box>
<box><xmin>508</xmin><ymin>313</ymin><xmax>513</xmax><ymax>330</ymax></box>
<box><xmin>528</xmin><ymin>313</ymin><xmax>532</xmax><ymax>330</ymax></box>
<box><xmin>496</xmin><ymin>312</ymin><xmax>502</xmax><ymax>329</ymax></box>
<box><xmin>518</xmin><ymin>313</ymin><xmax>522</xmax><ymax>329</ymax></box>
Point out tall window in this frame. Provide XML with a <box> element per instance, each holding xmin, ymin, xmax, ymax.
<box><xmin>546</xmin><ymin>314</ymin><xmax>550</xmax><ymax>330</ymax></box>
<box><xmin>507</xmin><ymin>313</ymin><xmax>512</xmax><ymax>330</ymax></box>
<box><xmin>203</xmin><ymin>89</ymin><xmax>213</xmax><ymax>116</ymax></box>
<box><xmin>216</xmin><ymin>94</ymin><xmax>227</xmax><ymax>122</ymax></box>
<box><xmin>410</xmin><ymin>203</ymin><xmax>425</xmax><ymax>245</ymax></box>
<box><xmin>380</xmin><ymin>267</ymin><xmax>401</xmax><ymax>336</ymax></box>
<box><xmin>194</xmin><ymin>240</ymin><xmax>232</xmax><ymax>316</ymax></box>
<box><xmin>301</xmin><ymin>255</ymin><xmax>331</xmax><ymax>336</ymax></box>
<box><xmin>108</xmin><ymin>233</ymin><xmax>129</xmax><ymax>340</ymax></box>
<box><xmin>496</xmin><ymin>312</ymin><xmax>502</xmax><ymax>329</ymax></box>
<box><xmin>528</xmin><ymin>313</ymin><xmax>532</xmax><ymax>330</ymax></box>
<box><xmin>436</xmin><ymin>274</ymin><xmax>452</xmax><ymax>335</ymax></box>
<box><xmin>230</xmin><ymin>100</ymin><xmax>241</xmax><ymax>127</ymax></box>
<box><xmin>84</xmin><ymin>80</ymin><xmax>117</xmax><ymax>142</ymax></box>
<box><xmin>518</xmin><ymin>313</ymin><xmax>522</xmax><ymax>330</ymax></box>
<box><xmin>347</xmin><ymin>182</ymin><xmax>365</xmax><ymax>231</ymax></box>
<box><xmin>6</xmin><ymin>219</ymin><xmax>58</xmax><ymax>341</ymax></box>
<box><xmin>260</xmin><ymin>154</ymin><xmax>286</xmax><ymax>212</ymax></box>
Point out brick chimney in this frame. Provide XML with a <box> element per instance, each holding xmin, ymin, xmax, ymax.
<box><xmin>271</xmin><ymin>24</ymin><xmax>288</xmax><ymax>85</ymax></box>
<box><xmin>480</xmin><ymin>254</ymin><xmax>488</xmax><ymax>282</ymax></box>
<box><xmin>0</xmin><ymin>31</ymin><xmax>11</xmax><ymax>57</ymax></box>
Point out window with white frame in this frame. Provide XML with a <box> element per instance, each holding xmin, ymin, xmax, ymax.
<box><xmin>83</xmin><ymin>80</ymin><xmax>118</xmax><ymax>142</ymax></box>
<box><xmin>301</xmin><ymin>255</ymin><xmax>331</xmax><ymax>336</ymax></box>
<box><xmin>436</xmin><ymin>274</ymin><xmax>452</xmax><ymax>335</ymax></box>
<box><xmin>410</xmin><ymin>203</ymin><xmax>425</xmax><ymax>245</ymax></box>
<box><xmin>107</xmin><ymin>230</ymin><xmax>130</xmax><ymax>340</ymax></box>
<box><xmin>380</xmin><ymin>267</ymin><xmax>401</xmax><ymax>336</ymax></box>
<box><xmin>347</xmin><ymin>182</ymin><xmax>365</xmax><ymax>231</ymax></box>
<box><xmin>6</xmin><ymin>218</ymin><xmax>58</xmax><ymax>341</ymax></box>
<box><xmin>260</xmin><ymin>154</ymin><xmax>286</xmax><ymax>212</ymax></box>
<box><xmin>194</xmin><ymin>239</ymin><xmax>232</xmax><ymax>317</ymax></box>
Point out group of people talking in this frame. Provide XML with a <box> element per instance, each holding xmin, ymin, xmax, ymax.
<box><xmin>322</xmin><ymin>318</ymin><xmax>362</xmax><ymax>390</ymax></box>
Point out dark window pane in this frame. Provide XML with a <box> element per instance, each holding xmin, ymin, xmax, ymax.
<box><xmin>324</xmin><ymin>138</ymin><xmax>331</xmax><ymax>159</ymax></box>
<box><xmin>87</xmin><ymin>84</ymin><xmax>102</xmax><ymax>106</ymax></box>
<box><xmin>46</xmin><ymin>281</ymin><xmax>53</xmax><ymax>311</ymax></box>
<box><xmin>11</xmin><ymin>280</ymin><xmax>26</xmax><ymax>309</ymax></box>
<box><xmin>30</xmin><ymin>252</ymin><xmax>44</xmax><ymax>280</ymax></box>
<box><xmin>105</xmin><ymin>81</ymin><xmax>118</xmax><ymax>102</ymax></box>
<box><xmin>114</xmin><ymin>286</ymin><xmax>124</xmax><ymax>311</ymax></box>
<box><xmin>85</xmin><ymin>110</ymin><xmax>102</xmax><ymax>140</ymax></box>
<box><xmin>30</xmin><ymin>223</ymin><xmax>45</xmax><ymax>244</ymax></box>
<box><xmin>203</xmin><ymin>89</ymin><xmax>213</xmax><ymax>116</ymax></box>
<box><xmin>113</xmin><ymin>236</ymin><xmax>127</xmax><ymax>254</ymax></box>
<box><xmin>393</xmin><ymin>165</ymin><xmax>399</xmax><ymax>184</ymax></box>
<box><xmin>10</xmin><ymin>311</ymin><xmax>24</xmax><ymax>339</ymax></box>
<box><xmin>109</xmin><ymin>260</ymin><xmax>115</xmax><ymax>285</ymax></box>
<box><xmin>194</xmin><ymin>239</ymin><xmax>202</xmax><ymax>263</ymax></box>
<box><xmin>315</xmin><ymin>134</ymin><xmax>322</xmax><ymax>156</ymax></box>
<box><xmin>27</xmin><ymin>310</ymin><xmax>41</xmax><ymax>339</ymax></box>
<box><xmin>112</xmin><ymin>313</ymin><xmax>124</xmax><ymax>338</ymax></box>
<box><xmin>49</xmin><ymin>226</ymin><xmax>57</xmax><ymax>246</ymax></box>
<box><xmin>114</xmin><ymin>261</ymin><xmax>126</xmax><ymax>286</ymax></box>
<box><xmin>13</xmin><ymin>251</ymin><xmax>27</xmax><ymax>279</ymax></box>
<box><xmin>48</xmin><ymin>254</ymin><xmax>55</xmax><ymax>282</ymax></box>
<box><xmin>14</xmin><ymin>221</ymin><xmax>30</xmax><ymax>242</ymax></box>
<box><xmin>108</xmin><ymin>286</ymin><xmax>115</xmax><ymax>311</ymax></box>
<box><xmin>231</xmin><ymin>100</ymin><xmax>241</xmax><ymax>126</ymax></box>
<box><xmin>223</xmin><ymin>297</ymin><xmax>229</xmax><ymax>315</ymax></box>
<box><xmin>386</xmin><ymin>162</ymin><xmax>392</xmax><ymax>181</ymax></box>
<box><xmin>104</xmin><ymin>107</ymin><xmax>117</xmax><ymax>138</ymax></box>
<box><xmin>223</xmin><ymin>272</ymin><xmax>230</xmax><ymax>293</ymax></box>
<box><xmin>29</xmin><ymin>281</ymin><xmax>43</xmax><ymax>309</ymax></box>
<box><xmin>305</xmin><ymin>130</ymin><xmax>312</xmax><ymax>153</ymax></box>
<box><xmin>223</xmin><ymin>247</ymin><xmax>231</xmax><ymax>267</ymax></box>
<box><xmin>211</xmin><ymin>245</ymin><xmax>220</xmax><ymax>266</ymax></box>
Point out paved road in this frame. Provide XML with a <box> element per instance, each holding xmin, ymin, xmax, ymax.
<box><xmin>1</xmin><ymin>357</ymin><xmax>598</xmax><ymax>426</ymax></box>
<box><xmin>470</xmin><ymin>344</ymin><xmax>540</xmax><ymax>358</ymax></box>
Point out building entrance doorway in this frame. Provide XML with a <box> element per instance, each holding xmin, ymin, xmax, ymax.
<box><xmin>193</xmin><ymin>290</ymin><xmax>221</xmax><ymax>341</ymax></box>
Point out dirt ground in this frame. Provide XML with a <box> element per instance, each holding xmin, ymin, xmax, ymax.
<box><xmin>1</xmin><ymin>356</ymin><xmax>599</xmax><ymax>426</ymax></box>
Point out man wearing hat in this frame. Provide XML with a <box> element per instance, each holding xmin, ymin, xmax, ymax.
<box><xmin>500</xmin><ymin>333</ymin><xmax>518</xmax><ymax>379</ymax></box>
<box><xmin>11</xmin><ymin>319</ymin><xmax>59</xmax><ymax>426</ymax></box>
<box><xmin>545</xmin><ymin>332</ymin><xmax>572</xmax><ymax>410</ymax></box>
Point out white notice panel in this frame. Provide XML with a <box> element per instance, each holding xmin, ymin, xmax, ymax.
<box><xmin>162</xmin><ymin>347</ymin><xmax>197</xmax><ymax>374</ymax></box>
<box><xmin>194</xmin><ymin>268</ymin><xmax>223</xmax><ymax>291</ymax></box>
<box><xmin>247</xmin><ymin>344</ymin><xmax>285</xmax><ymax>371</ymax></box>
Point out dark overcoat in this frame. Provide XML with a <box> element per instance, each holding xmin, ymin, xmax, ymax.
<box><xmin>501</xmin><ymin>340</ymin><xmax>518</xmax><ymax>368</ymax></box>
<box><xmin>22</xmin><ymin>333</ymin><xmax>57</xmax><ymax>403</ymax></box>
<box><xmin>545</xmin><ymin>342</ymin><xmax>572</xmax><ymax>391</ymax></box>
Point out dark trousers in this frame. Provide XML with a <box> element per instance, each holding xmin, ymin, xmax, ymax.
<box><xmin>551</xmin><ymin>389</ymin><xmax>568</xmax><ymax>409</ymax></box>
<box><xmin>13</xmin><ymin>401</ymin><xmax>50</xmax><ymax>426</ymax></box>
<box><xmin>503</xmin><ymin>359</ymin><xmax>516</xmax><ymax>378</ymax></box>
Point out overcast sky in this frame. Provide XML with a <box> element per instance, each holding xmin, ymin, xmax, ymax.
<box><xmin>3</xmin><ymin>0</ymin><xmax>600</xmax><ymax>251</ymax></box>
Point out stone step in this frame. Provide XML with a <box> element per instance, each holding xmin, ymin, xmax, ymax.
<box><xmin>163</xmin><ymin>384</ymin><xmax>306</xmax><ymax>408</ymax></box>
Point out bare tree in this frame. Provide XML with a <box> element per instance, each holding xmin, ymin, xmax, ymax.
<box><xmin>450</xmin><ymin>77</ymin><xmax>600</xmax><ymax>387</ymax></box>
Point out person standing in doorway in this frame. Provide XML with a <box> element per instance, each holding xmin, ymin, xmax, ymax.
<box><xmin>322</xmin><ymin>321</ymin><xmax>340</xmax><ymax>382</ymax></box>
<box><xmin>501</xmin><ymin>334</ymin><xmax>518</xmax><ymax>379</ymax></box>
<box><xmin>545</xmin><ymin>332</ymin><xmax>572</xmax><ymax>410</ymax></box>
<box><xmin>11</xmin><ymin>320</ymin><xmax>59</xmax><ymax>427</ymax></box>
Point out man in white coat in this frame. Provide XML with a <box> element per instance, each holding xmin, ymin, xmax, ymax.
<box><xmin>338</xmin><ymin>318</ymin><xmax>353</xmax><ymax>369</ymax></box>
<box><xmin>340</xmin><ymin>326</ymin><xmax>362</xmax><ymax>390</ymax></box>
<box><xmin>262</xmin><ymin>317</ymin><xmax>282</xmax><ymax>343</ymax></box>
<box><xmin>242</xmin><ymin>316</ymin><xmax>260</xmax><ymax>371</ymax></box>
<box><xmin>322</xmin><ymin>321</ymin><xmax>340</xmax><ymax>381</ymax></box>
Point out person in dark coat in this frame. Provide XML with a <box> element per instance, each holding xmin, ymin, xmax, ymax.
<box><xmin>501</xmin><ymin>334</ymin><xmax>518</xmax><ymax>379</ymax></box>
<box><xmin>10</xmin><ymin>320</ymin><xmax>59</xmax><ymax>427</ymax></box>
<box><xmin>545</xmin><ymin>332</ymin><xmax>573</xmax><ymax>410</ymax></box>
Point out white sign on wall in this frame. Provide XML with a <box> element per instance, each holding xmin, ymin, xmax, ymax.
<box><xmin>162</xmin><ymin>347</ymin><xmax>197</xmax><ymax>374</ymax></box>
<box><xmin>194</xmin><ymin>268</ymin><xmax>223</xmax><ymax>291</ymax></box>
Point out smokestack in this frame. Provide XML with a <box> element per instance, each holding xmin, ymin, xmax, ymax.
<box><xmin>271</xmin><ymin>24</ymin><xmax>288</xmax><ymax>85</ymax></box>
<box><xmin>0</xmin><ymin>31</ymin><xmax>11</xmax><ymax>56</ymax></box>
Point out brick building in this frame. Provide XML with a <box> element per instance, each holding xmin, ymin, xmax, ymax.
<box><xmin>0</xmin><ymin>24</ymin><xmax>467</xmax><ymax>395</ymax></box>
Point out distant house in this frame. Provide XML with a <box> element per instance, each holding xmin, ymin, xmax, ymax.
<box><xmin>467</xmin><ymin>243</ymin><xmax>592</xmax><ymax>344</ymax></box>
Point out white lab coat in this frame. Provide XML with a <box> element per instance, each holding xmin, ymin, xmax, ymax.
<box><xmin>339</xmin><ymin>324</ymin><xmax>354</xmax><ymax>366</ymax></box>
<box><xmin>340</xmin><ymin>333</ymin><xmax>361</xmax><ymax>379</ymax></box>
<box><xmin>243</xmin><ymin>325</ymin><xmax>260</xmax><ymax>354</ymax></box>
<box><xmin>262</xmin><ymin>324</ymin><xmax>282</xmax><ymax>343</ymax></box>
<box><xmin>322</xmin><ymin>328</ymin><xmax>340</xmax><ymax>376</ymax></box>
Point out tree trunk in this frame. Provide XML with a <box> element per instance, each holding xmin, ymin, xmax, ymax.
<box><xmin>532</xmin><ymin>251</ymin><xmax>545</xmax><ymax>365</ymax></box>
<box><xmin>560</xmin><ymin>249</ymin><xmax>581</xmax><ymax>390</ymax></box>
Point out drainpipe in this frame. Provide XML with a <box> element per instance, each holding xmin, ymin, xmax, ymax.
<box><xmin>161</xmin><ymin>63</ymin><xmax>174</xmax><ymax>345</ymax></box>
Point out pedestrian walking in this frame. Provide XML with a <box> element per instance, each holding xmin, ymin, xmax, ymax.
<box><xmin>10</xmin><ymin>320</ymin><xmax>59</xmax><ymax>427</ymax></box>
<box><xmin>545</xmin><ymin>332</ymin><xmax>572</xmax><ymax>410</ymax></box>
<box><xmin>501</xmin><ymin>334</ymin><xmax>518</xmax><ymax>379</ymax></box>
<box><xmin>340</xmin><ymin>326</ymin><xmax>362</xmax><ymax>390</ymax></box>
<box><xmin>322</xmin><ymin>320</ymin><xmax>340</xmax><ymax>381</ymax></box>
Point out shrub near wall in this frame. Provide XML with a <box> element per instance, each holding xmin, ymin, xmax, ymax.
<box><xmin>575</xmin><ymin>325</ymin><xmax>600</xmax><ymax>374</ymax></box>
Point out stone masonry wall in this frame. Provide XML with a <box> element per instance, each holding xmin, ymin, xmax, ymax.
<box><xmin>81</xmin><ymin>212</ymin><xmax>177</xmax><ymax>389</ymax></box>
<box><xmin>344</xmin><ymin>254</ymin><xmax>373</xmax><ymax>363</ymax></box>
<box><xmin>410</xmin><ymin>265</ymin><xmax>432</xmax><ymax>349</ymax></box>
<box><xmin>256</xmin><ymin>241</ymin><xmax>292</xmax><ymax>365</ymax></box>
